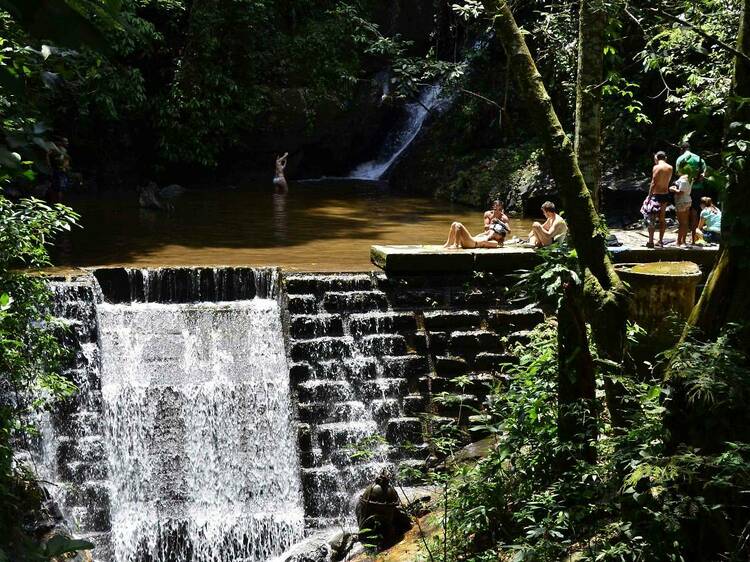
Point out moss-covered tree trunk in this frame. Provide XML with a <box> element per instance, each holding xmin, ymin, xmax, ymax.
<box><xmin>574</xmin><ymin>0</ymin><xmax>606</xmax><ymax>210</ymax></box>
<box><xmin>480</xmin><ymin>0</ymin><xmax>630</xmax><ymax>427</ymax></box>
<box><xmin>686</xmin><ymin>0</ymin><xmax>750</xmax><ymax>355</ymax></box>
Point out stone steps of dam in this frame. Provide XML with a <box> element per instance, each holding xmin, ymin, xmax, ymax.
<box><xmin>35</xmin><ymin>267</ymin><xmax>553</xmax><ymax>554</ymax></box>
<box><xmin>284</xmin><ymin>271</ymin><xmax>545</xmax><ymax>523</ymax></box>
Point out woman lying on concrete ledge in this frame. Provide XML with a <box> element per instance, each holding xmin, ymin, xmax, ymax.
<box><xmin>443</xmin><ymin>221</ymin><xmax>506</xmax><ymax>249</ymax></box>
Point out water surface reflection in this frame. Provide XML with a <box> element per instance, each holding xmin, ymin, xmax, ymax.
<box><xmin>55</xmin><ymin>180</ymin><xmax>533</xmax><ymax>271</ymax></box>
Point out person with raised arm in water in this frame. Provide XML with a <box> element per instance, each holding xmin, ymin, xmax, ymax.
<box><xmin>646</xmin><ymin>151</ymin><xmax>673</xmax><ymax>248</ymax></box>
<box><xmin>274</xmin><ymin>152</ymin><xmax>289</xmax><ymax>190</ymax></box>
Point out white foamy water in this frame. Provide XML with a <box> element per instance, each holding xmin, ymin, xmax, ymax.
<box><xmin>348</xmin><ymin>85</ymin><xmax>444</xmax><ymax>180</ymax></box>
<box><xmin>97</xmin><ymin>299</ymin><xmax>304</xmax><ymax>562</ymax></box>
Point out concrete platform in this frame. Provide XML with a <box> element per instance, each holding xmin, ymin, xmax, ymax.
<box><xmin>371</xmin><ymin>229</ymin><xmax>720</xmax><ymax>275</ymax></box>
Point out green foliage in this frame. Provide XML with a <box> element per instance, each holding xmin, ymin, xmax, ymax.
<box><xmin>514</xmin><ymin>241</ymin><xmax>579</xmax><ymax>307</ymax></box>
<box><xmin>151</xmin><ymin>0</ymin><xmax>380</xmax><ymax>166</ymax></box>
<box><xmin>665</xmin><ymin>324</ymin><xmax>749</xmax><ymax>409</ymax></box>
<box><xmin>413</xmin><ymin>320</ymin><xmax>750</xmax><ymax>561</ymax></box>
<box><xmin>0</xmin><ymin>194</ymin><xmax>79</xmax><ymax>559</ymax></box>
<box><xmin>636</xmin><ymin>0</ymin><xmax>739</xmax><ymax>126</ymax></box>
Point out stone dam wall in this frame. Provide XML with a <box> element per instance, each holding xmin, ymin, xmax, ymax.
<box><xmin>38</xmin><ymin>267</ymin><xmax>545</xmax><ymax>561</ymax></box>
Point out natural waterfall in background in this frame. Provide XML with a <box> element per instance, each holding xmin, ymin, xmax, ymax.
<box><xmin>347</xmin><ymin>85</ymin><xmax>444</xmax><ymax>181</ymax></box>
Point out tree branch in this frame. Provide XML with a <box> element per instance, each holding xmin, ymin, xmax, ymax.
<box><xmin>642</xmin><ymin>5</ymin><xmax>750</xmax><ymax>65</ymax></box>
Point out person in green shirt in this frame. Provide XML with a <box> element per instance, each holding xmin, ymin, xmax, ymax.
<box><xmin>675</xmin><ymin>142</ymin><xmax>707</xmax><ymax>244</ymax></box>
<box><xmin>675</xmin><ymin>142</ymin><xmax>707</xmax><ymax>183</ymax></box>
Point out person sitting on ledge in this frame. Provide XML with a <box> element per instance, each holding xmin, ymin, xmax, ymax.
<box><xmin>484</xmin><ymin>199</ymin><xmax>511</xmax><ymax>235</ymax></box>
<box><xmin>443</xmin><ymin>221</ymin><xmax>505</xmax><ymax>249</ymax></box>
<box><xmin>528</xmin><ymin>201</ymin><xmax>568</xmax><ymax>248</ymax></box>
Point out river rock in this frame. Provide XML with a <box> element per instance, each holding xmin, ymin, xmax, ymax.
<box><xmin>277</xmin><ymin>533</ymin><xmax>332</xmax><ymax>562</ymax></box>
<box><xmin>158</xmin><ymin>183</ymin><xmax>186</xmax><ymax>199</ymax></box>
<box><xmin>138</xmin><ymin>182</ymin><xmax>172</xmax><ymax>211</ymax></box>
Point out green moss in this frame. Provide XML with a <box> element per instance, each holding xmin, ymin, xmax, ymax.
<box><xmin>436</xmin><ymin>144</ymin><xmax>545</xmax><ymax>209</ymax></box>
<box><xmin>390</xmin><ymin>88</ymin><xmax>546</xmax><ymax>211</ymax></box>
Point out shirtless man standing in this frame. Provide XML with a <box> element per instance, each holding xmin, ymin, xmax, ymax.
<box><xmin>648</xmin><ymin>151</ymin><xmax>673</xmax><ymax>248</ymax></box>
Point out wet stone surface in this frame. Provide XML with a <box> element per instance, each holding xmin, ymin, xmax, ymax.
<box><xmin>284</xmin><ymin>271</ymin><xmax>545</xmax><ymax>527</ymax></box>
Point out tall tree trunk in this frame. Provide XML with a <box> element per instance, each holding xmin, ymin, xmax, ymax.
<box><xmin>574</xmin><ymin>0</ymin><xmax>606</xmax><ymax>210</ymax></box>
<box><xmin>686</xmin><ymin>0</ymin><xmax>750</xmax><ymax>355</ymax></box>
<box><xmin>480</xmin><ymin>0</ymin><xmax>630</xmax><ymax>427</ymax></box>
<box><xmin>666</xmin><ymin>0</ymin><xmax>750</xmax><ymax>452</ymax></box>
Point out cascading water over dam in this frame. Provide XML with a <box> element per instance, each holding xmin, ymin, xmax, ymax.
<box><xmin>99</xmin><ymin>300</ymin><xmax>303</xmax><ymax>562</ymax></box>
<box><xmin>37</xmin><ymin>266</ymin><xmax>544</xmax><ymax>562</ymax></box>
<box><xmin>39</xmin><ymin>268</ymin><xmax>305</xmax><ymax>562</ymax></box>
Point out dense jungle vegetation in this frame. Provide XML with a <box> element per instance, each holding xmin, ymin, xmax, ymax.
<box><xmin>0</xmin><ymin>0</ymin><xmax>742</xmax><ymax>192</ymax></box>
<box><xmin>0</xmin><ymin>0</ymin><xmax>749</xmax><ymax>561</ymax></box>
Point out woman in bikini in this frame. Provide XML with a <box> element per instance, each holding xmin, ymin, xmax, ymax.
<box><xmin>443</xmin><ymin>221</ymin><xmax>505</xmax><ymax>249</ymax></box>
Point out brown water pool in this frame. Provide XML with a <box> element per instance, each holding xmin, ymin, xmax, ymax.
<box><xmin>53</xmin><ymin>180</ymin><xmax>535</xmax><ymax>271</ymax></box>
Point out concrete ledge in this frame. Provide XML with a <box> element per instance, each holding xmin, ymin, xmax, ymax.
<box><xmin>609</xmin><ymin>246</ymin><xmax>718</xmax><ymax>272</ymax></box>
<box><xmin>370</xmin><ymin>245</ymin><xmax>543</xmax><ymax>274</ymax></box>
<box><xmin>371</xmin><ymin>243</ymin><xmax>719</xmax><ymax>275</ymax></box>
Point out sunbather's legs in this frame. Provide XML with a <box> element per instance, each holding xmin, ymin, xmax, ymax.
<box><xmin>443</xmin><ymin>222</ymin><xmax>459</xmax><ymax>247</ymax></box>
<box><xmin>454</xmin><ymin>223</ymin><xmax>478</xmax><ymax>248</ymax></box>
<box><xmin>443</xmin><ymin>222</ymin><xmax>477</xmax><ymax>248</ymax></box>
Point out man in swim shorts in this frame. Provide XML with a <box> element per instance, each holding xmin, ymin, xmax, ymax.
<box><xmin>647</xmin><ymin>151</ymin><xmax>673</xmax><ymax>248</ymax></box>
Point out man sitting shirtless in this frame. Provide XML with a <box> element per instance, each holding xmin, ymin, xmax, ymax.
<box><xmin>528</xmin><ymin>201</ymin><xmax>567</xmax><ymax>248</ymax></box>
<box><xmin>484</xmin><ymin>200</ymin><xmax>511</xmax><ymax>236</ymax></box>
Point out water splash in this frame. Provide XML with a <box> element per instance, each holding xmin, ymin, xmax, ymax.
<box><xmin>98</xmin><ymin>299</ymin><xmax>304</xmax><ymax>562</ymax></box>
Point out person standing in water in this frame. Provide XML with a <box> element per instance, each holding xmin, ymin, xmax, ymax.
<box><xmin>47</xmin><ymin>137</ymin><xmax>71</xmax><ymax>203</ymax></box>
<box><xmin>274</xmin><ymin>152</ymin><xmax>289</xmax><ymax>190</ymax></box>
<box><xmin>647</xmin><ymin>151</ymin><xmax>673</xmax><ymax>248</ymax></box>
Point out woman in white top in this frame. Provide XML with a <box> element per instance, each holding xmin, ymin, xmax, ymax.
<box><xmin>669</xmin><ymin>174</ymin><xmax>692</xmax><ymax>247</ymax></box>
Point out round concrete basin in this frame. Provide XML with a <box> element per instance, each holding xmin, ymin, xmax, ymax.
<box><xmin>615</xmin><ymin>261</ymin><xmax>702</xmax><ymax>334</ymax></box>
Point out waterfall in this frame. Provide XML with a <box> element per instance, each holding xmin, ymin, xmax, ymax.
<box><xmin>348</xmin><ymin>85</ymin><xmax>444</xmax><ymax>181</ymax></box>
<box><xmin>98</xmin><ymin>297</ymin><xmax>304</xmax><ymax>562</ymax></box>
<box><xmin>37</xmin><ymin>268</ymin><xmax>304</xmax><ymax>562</ymax></box>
